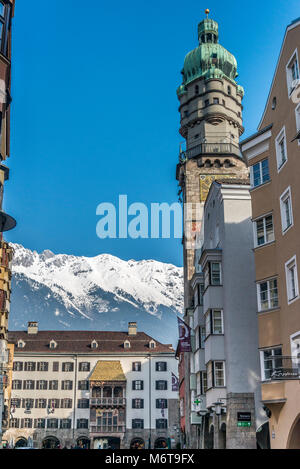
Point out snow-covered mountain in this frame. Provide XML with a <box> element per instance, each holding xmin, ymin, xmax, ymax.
<box><xmin>9</xmin><ymin>244</ymin><xmax>183</xmax><ymax>345</ymax></box>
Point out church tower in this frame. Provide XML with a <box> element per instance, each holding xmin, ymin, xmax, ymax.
<box><xmin>176</xmin><ymin>10</ymin><xmax>248</xmax><ymax>310</ymax></box>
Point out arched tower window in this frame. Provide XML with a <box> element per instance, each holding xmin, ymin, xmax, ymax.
<box><xmin>207</xmin><ymin>33</ymin><xmax>212</xmax><ymax>43</ymax></box>
<box><xmin>227</xmin><ymin>86</ymin><xmax>232</xmax><ymax>96</ymax></box>
<box><xmin>195</xmin><ymin>85</ymin><xmax>199</xmax><ymax>95</ymax></box>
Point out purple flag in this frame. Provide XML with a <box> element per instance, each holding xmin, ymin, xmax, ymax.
<box><xmin>172</xmin><ymin>373</ymin><xmax>179</xmax><ymax>392</ymax></box>
<box><xmin>178</xmin><ymin>317</ymin><xmax>192</xmax><ymax>352</ymax></box>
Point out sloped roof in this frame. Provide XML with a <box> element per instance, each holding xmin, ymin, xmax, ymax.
<box><xmin>89</xmin><ymin>361</ymin><xmax>126</xmax><ymax>382</ymax></box>
<box><xmin>7</xmin><ymin>330</ymin><xmax>174</xmax><ymax>355</ymax></box>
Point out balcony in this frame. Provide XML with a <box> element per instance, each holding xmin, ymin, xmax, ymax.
<box><xmin>90</xmin><ymin>425</ymin><xmax>125</xmax><ymax>434</ymax></box>
<box><xmin>90</xmin><ymin>397</ymin><xmax>126</xmax><ymax>407</ymax></box>
<box><xmin>264</xmin><ymin>356</ymin><xmax>300</xmax><ymax>382</ymax></box>
<box><xmin>180</xmin><ymin>142</ymin><xmax>241</xmax><ymax>160</ymax></box>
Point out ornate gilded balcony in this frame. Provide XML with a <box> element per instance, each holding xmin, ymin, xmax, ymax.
<box><xmin>90</xmin><ymin>397</ymin><xmax>126</xmax><ymax>407</ymax></box>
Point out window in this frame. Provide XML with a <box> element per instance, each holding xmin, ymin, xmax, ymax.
<box><xmin>250</xmin><ymin>159</ymin><xmax>270</xmax><ymax>188</ymax></box>
<box><xmin>285</xmin><ymin>256</ymin><xmax>299</xmax><ymax>304</ymax></box>
<box><xmin>13</xmin><ymin>362</ymin><xmax>23</xmax><ymax>371</ymax></box>
<box><xmin>61</xmin><ymin>380</ymin><xmax>73</xmax><ymax>390</ymax></box>
<box><xmin>272</xmin><ymin>97</ymin><xmax>277</xmax><ymax>110</ymax></box>
<box><xmin>12</xmin><ymin>380</ymin><xmax>22</xmax><ymax>390</ymax></box>
<box><xmin>61</xmin><ymin>398</ymin><xmax>72</xmax><ymax>409</ymax></box>
<box><xmin>52</xmin><ymin>362</ymin><xmax>59</xmax><ymax>372</ymax></box>
<box><xmin>91</xmin><ymin>340</ymin><xmax>98</xmax><ymax>349</ymax></box>
<box><xmin>79</xmin><ymin>362</ymin><xmax>90</xmax><ymax>372</ymax></box>
<box><xmin>200</xmin><ymin>371</ymin><xmax>207</xmax><ymax>395</ymax></box>
<box><xmin>77</xmin><ymin>419</ymin><xmax>89</xmax><ymax>429</ymax></box>
<box><xmin>205</xmin><ymin>310</ymin><xmax>223</xmax><ymax>337</ymax></box>
<box><xmin>275</xmin><ymin>127</ymin><xmax>288</xmax><ymax>170</ymax></box>
<box><xmin>36</xmin><ymin>380</ymin><xmax>48</xmax><ymax>390</ymax></box>
<box><xmin>10</xmin><ymin>418</ymin><xmax>19</xmax><ymax>429</ymax></box>
<box><xmin>210</xmin><ymin>262</ymin><xmax>221</xmax><ymax>285</ymax></box>
<box><xmin>227</xmin><ymin>86</ymin><xmax>231</xmax><ymax>95</ymax></box>
<box><xmin>49</xmin><ymin>380</ymin><xmax>58</xmax><ymax>390</ymax></box>
<box><xmin>35</xmin><ymin>399</ymin><xmax>47</xmax><ymax>409</ymax></box>
<box><xmin>155</xmin><ymin>380</ymin><xmax>168</xmax><ymax>391</ymax></box>
<box><xmin>257</xmin><ymin>278</ymin><xmax>278</xmax><ymax>311</ymax></box>
<box><xmin>261</xmin><ymin>347</ymin><xmax>283</xmax><ymax>380</ymax></box>
<box><xmin>22</xmin><ymin>399</ymin><xmax>34</xmax><ymax>409</ymax></box>
<box><xmin>156</xmin><ymin>362</ymin><xmax>167</xmax><ymax>372</ymax></box>
<box><xmin>199</xmin><ymin>326</ymin><xmax>206</xmax><ymax>348</ymax></box>
<box><xmin>132</xmin><ymin>398</ymin><xmax>144</xmax><ymax>409</ymax></box>
<box><xmin>286</xmin><ymin>49</ymin><xmax>300</xmax><ymax>95</ymax></box>
<box><xmin>47</xmin><ymin>419</ymin><xmax>58</xmax><ymax>429</ymax></box>
<box><xmin>156</xmin><ymin>399</ymin><xmax>168</xmax><ymax>409</ymax></box>
<box><xmin>78</xmin><ymin>380</ymin><xmax>89</xmax><ymax>390</ymax></box>
<box><xmin>132</xmin><ymin>419</ymin><xmax>144</xmax><ymax>429</ymax></box>
<box><xmin>24</xmin><ymin>362</ymin><xmax>36</xmax><ymax>372</ymax></box>
<box><xmin>48</xmin><ymin>399</ymin><xmax>60</xmax><ymax>409</ymax></box>
<box><xmin>196</xmin><ymin>283</ymin><xmax>204</xmax><ymax>306</ymax></box>
<box><xmin>23</xmin><ymin>380</ymin><xmax>35</xmax><ymax>390</ymax></box>
<box><xmin>212</xmin><ymin>310</ymin><xmax>223</xmax><ymax>334</ymax></box>
<box><xmin>0</xmin><ymin>2</ymin><xmax>11</xmax><ymax>57</ymax></box>
<box><xmin>49</xmin><ymin>340</ymin><xmax>57</xmax><ymax>349</ymax></box>
<box><xmin>60</xmin><ymin>419</ymin><xmax>72</xmax><ymax>429</ymax></box>
<box><xmin>214</xmin><ymin>361</ymin><xmax>225</xmax><ymax>387</ymax></box>
<box><xmin>11</xmin><ymin>398</ymin><xmax>21</xmax><ymax>408</ymax></box>
<box><xmin>280</xmin><ymin>187</ymin><xmax>293</xmax><ymax>233</ymax></box>
<box><xmin>124</xmin><ymin>340</ymin><xmax>131</xmax><ymax>349</ymax></box>
<box><xmin>149</xmin><ymin>340</ymin><xmax>156</xmax><ymax>349</ymax></box>
<box><xmin>213</xmin><ymin>98</ymin><xmax>219</xmax><ymax>104</ymax></box>
<box><xmin>254</xmin><ymin>214</ymin><xmax>275</xmax><ymax>247</ymax></box>
<box><xmin>205</xmin><ymin>99</ymin><xmax>209</xmax><ymax>107</ymax></box>
<box><xmin>132</xmin><ymin>380</ymin><xmax>144</xmax><ymax>391</ymax></box>
<box><xmin>156</xmin><ymin>419</ymin><xmax>168</xmax><ymax>429</ymax></box>
<box><xmin>23</xmin><ymin>418</ymin><xmax>33</xmax><ymax>429</ymax></box>
<box><xmin>62</xmin><ymin>362</ymin><xmax>74</xmax><ymax>372</ymax></box>
<box><xmin>34</xmin><ymin>418</ymin><xmax>46</xmax><ymax>429</ymax></box>
<box><xmin>132</xmin><ymin>362</ymin><xmax>141</xmax><ymax>372</ymax></box>
<box><xmin>195</xmin><ymin>85</ymin><xmax>199</xmax><ymax>95</ymax></box>
<box><xmin>78</xmin><ymin>399</ymin><xmax>90</xmax><ymax>409</ymax></box>
<box><xmin>37</xmin><ymin>362</ymin><xmax>48</xmax><ymax>372</ymax></box>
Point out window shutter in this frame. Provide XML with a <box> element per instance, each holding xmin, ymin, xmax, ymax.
<box><xmin>21</xmin><ymin>418</ymin><xmax>24</xmax><ymax>429</ymax></box>
<box><xmin>210</xmin><ymin>310</ymin><xmax>213</xmax><ymax>335</ymax></box>
<box><xmin>132</xmin><ymin>399</ymin><xmax>135</xmax><ymax>409</ymax></box>
<box><xmin>132</xmin><ymin>381</ymin><xmax>135</xmax><ymax>390</ymax></box>
<box><xmin>212</xmin><ymin>362</ymin><xmax>215</xmax><ymax>387</ymax></box>
<box><xmin>141</xmin><ymin>381</ymin><xmax>144</xmax><ymax>391</ymax></box>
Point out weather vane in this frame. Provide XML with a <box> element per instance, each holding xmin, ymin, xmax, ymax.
<box><xmin>205</xmin><ymin>8</ymin><xmax>210</xmax><ymax>18</ymax></box>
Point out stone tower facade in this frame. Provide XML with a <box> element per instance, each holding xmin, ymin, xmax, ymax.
<box><xmin>176</xmin><ymin>15</ymin><xmax>248</xmax><ymax>310</ymax></box>
<box><xmin>176</xmin><ymin>12</ymin><xmax>249</xmax><ymax>448</ymax></box>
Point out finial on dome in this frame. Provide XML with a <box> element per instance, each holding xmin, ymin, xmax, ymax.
<box><xmin>205</xmin><ymin>8</ymin><xmax>210</xmax><ymax>18</ymax></box>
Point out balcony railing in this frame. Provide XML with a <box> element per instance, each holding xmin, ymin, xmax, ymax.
<box><xmin>180</xmin><ymin>142</ymin><xmax>241</xmax><ymax>160</ymax></box>
<box><xmin>90</xmin><ymin>425</ymin><xmax>126</xmax><ymax>433</ymax></box>
<box><xmin>90</xmin><ymin>397</ymin><xmax>126</xmax><ymax>406</ymax></box>
<box><xmin>265</xmin><ymin>356</ymin><xmax>300</xmax><ymax>381</ymax></box>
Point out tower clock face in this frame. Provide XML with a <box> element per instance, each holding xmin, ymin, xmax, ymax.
<box><xmin>199</xmin><ymin>174</ymin><xmax>234</xmax><ymax>202</ymax></box>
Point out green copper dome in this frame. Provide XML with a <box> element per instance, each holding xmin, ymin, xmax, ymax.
<box><xmin>177</xmin><ymin>17</ymin><xmax>239</xmax><ymax>94</ymax></box>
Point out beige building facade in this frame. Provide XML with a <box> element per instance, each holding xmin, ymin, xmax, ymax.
<box><xmin>241</xmin><ymin>18</ymin><xmax>300</xmax><ymax>449</ymax></box>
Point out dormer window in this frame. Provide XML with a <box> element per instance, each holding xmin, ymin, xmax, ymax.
<box><xmin>149</xmin><ymin>340</ymin><xmax>156</xmax><ymax>349</ymax></box>
<box><xmin>49</xmin><ymin>340</ymin><xmax>57</xmax><ymax>350</ymax></box>
<box><xmin>17</xmin><ymin>340</ymin><xmax>25</xmax><ymax>349</ymax></box>
<box><xmin>91</xmin><ymin>340</ymin><xmax>98</xmax><ymax>349</ymax></box>
<box><xmin>124</xmin><ymin>340</ymin><xmax>131</xmax><ymax>349</ymax></box>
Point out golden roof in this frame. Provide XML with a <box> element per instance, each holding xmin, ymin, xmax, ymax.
<box><xmin>89</xmin><ymin>360</ymin><xmax>126</xmax><ymax>382</ymax></box>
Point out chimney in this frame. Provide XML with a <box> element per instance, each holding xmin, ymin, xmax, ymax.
<box><xmin>128</xmin><ymin>322</ymin><xmax>137</xmax><ymax>336</ymax></box>
<box><xmin>27</xmin><ymin>322</ymin><xmax>38</xmax><ymax>335</ymax></box>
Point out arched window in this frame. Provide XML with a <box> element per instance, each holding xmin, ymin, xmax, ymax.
<box><xmin>195</xmin><ymin>85</ymin><xmax>199</xmax><ymax>95</ymax></box>
<box><xmin>227</xmin><ymin>86</ymin><xmax>231</xmax><ymax>96</ymax></box>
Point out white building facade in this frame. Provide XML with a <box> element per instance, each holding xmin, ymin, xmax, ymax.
<box><xmin>4</xmin><ymin>322</ymin><xmax>180</xmax><ymax>449</ymax></box>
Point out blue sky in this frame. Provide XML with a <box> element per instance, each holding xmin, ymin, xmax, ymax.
<box><xmin>4</xmin><ymin>0</ymin><xmax>300</xmax><ymax>266</ymax></box>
